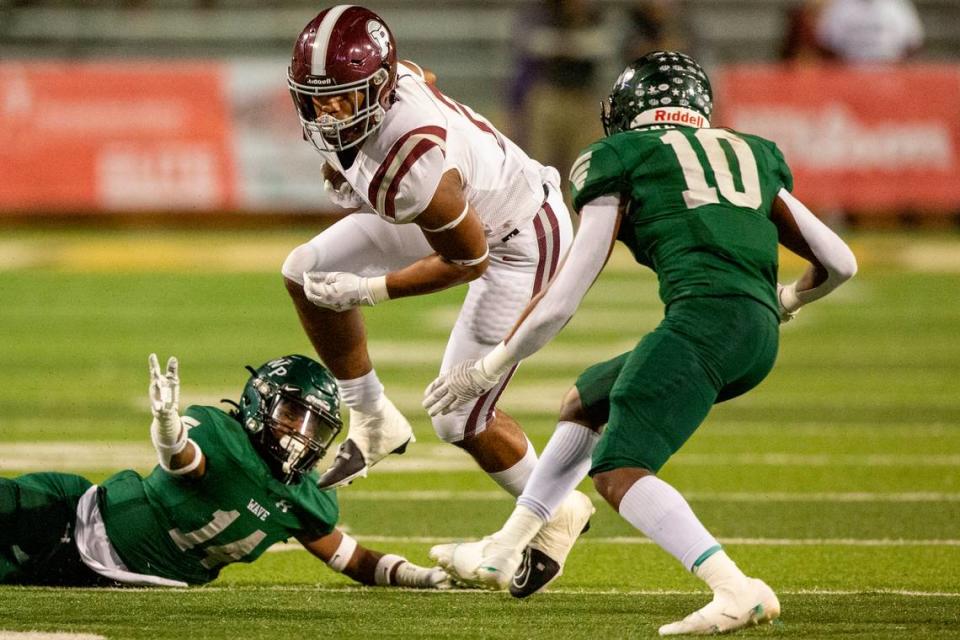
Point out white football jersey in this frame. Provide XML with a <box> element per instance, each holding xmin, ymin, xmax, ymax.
<box><xmin>321</xmin><ymin>63</ymin><xmax>551</xmax><ymax>238</ymax></box>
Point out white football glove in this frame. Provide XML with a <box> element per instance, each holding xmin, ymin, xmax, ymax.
<box><xmin>323</xmin><ymin>176</ymin><xmax>364</xmax><ymax>209</ymax></box>
<box><xmin>394</xmin><ymin>562</ymin><xmax>454</xmax><ymax>590</ymax></box>
<box><xmin>776</xmin><ymin>282</ymin><xmax>801</xmax><ymax>324</ymax></box>
<box><xmin>148</xmin><ymin>353</ymin><xmax>184</xmax><ymax>455</ymax></box>
<box><xmin>149</xmin><ymin>353</ymin><xmax>180</xmax><ymax>421</ymax></box>
<box><xmin>423</xmin><ymin>360</ymin><xmax>502</xmax><ymax>417</ymax></box>
<box><xmin>303</xmin><ymin>271</ymin><xmax>388</xmax><ymax>312</ymax></box>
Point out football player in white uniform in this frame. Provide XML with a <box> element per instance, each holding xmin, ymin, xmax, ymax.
<box><xmin>282</xmin><ymin>5</ymin><xmax>593</xmax><ymax>592</ymax></box>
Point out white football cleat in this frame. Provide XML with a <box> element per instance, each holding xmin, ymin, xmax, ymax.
<box><xmin>658</xmin><ymin>578</ymin><xmax>780</xmax><ymax>636</ymax></box>
<box><xmin>509</xmin><ymin>490</ymin><xmax>595</xmax><ymax>598</ymax></box>
<box><xmin>428</xmin><ymin>538</ymin><xmax>519</xmax><ymax>590</ymax></box>
<box><xmin>317</xmin><ymin>396</ymin><xmax>414</xmax><ymax>489</ymax></box>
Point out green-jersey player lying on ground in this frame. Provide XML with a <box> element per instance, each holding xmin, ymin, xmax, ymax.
<box><xmin>1</xmin><ymin>353</ymin><xmax>451</xmax><ymax>589</ymax></box>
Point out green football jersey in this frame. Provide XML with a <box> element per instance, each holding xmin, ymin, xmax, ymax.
<box><xmin>570</xmin><ymin>126</ymin><xmax>793</xmax><ymax>313</ymax></box>
<box><xmin>99</xmin><ymin>406</ymin><xmax>339</xmax><ymax>585</ymax></box>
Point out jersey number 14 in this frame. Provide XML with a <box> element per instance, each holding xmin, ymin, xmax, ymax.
<box><xmin>661</xmin><ymin>129</ymin><xmax>762</xmax><ymax>210</ymax></box>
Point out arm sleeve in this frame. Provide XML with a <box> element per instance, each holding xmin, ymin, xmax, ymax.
<box><xmin>777</xmin><ymin>188</ymin><xmax>858</xmax><ymax>308</ymax></box>
<box><xmin>483</xmin><ymin>195</ymin><xmax>620</xmax><ymax>374</ymax></box>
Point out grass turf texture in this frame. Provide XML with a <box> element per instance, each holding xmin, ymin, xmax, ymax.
<box><xmin>1</xmin><ymin>228</ymin><xmax>959</xmax><ymax>638</ymax></box>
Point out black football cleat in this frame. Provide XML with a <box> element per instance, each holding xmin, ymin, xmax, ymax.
<box><xmin>509</xmin><ymin>547</ymin><xmax>561</xmax><ymax>598</ymax></box>
<box><xmin>508</xmin><ymin>491</ymin><xmax>594</xmax><ymax>598</ymax></box>
<box><xmin>316</xmin><ymin>397</ymin><xmax>414</xmax><ymax>489</ymax></box>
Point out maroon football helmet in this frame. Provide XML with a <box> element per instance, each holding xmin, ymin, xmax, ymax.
<box><xmin>288</xmin><ymin>5</ymin><xmax>398</xmax><ymax>152</ymax></box>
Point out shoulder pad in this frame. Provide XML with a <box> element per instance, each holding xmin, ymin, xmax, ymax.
<box><xmin>367</xmin><ymin>126</ymin><xmax>447</xmax><ymax>223</ymax></box>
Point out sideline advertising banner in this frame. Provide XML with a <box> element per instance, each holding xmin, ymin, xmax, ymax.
<box><xmin>716</xmin><ymin>64</ymin><xmax>960</xmax><ymax>211</ymax></box>
<box><xmin>3</xmin><ymin>61</ymin><xmax>959</xmax><ymax>215</ymax></box>
<box><xmin>0</xmin><ymin>61</ymin><xmax>237</xmax><ymax>212</ymax></box>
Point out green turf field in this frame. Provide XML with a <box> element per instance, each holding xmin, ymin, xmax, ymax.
<box><xmin>1</xmin><ymin>228</ymin><xmax>958</xmax><ymax>639</ymax></box>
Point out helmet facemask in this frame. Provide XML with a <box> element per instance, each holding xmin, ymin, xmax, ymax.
<box><xmin>238</xmin><ymin>355</ymin><xmax>343</xmax><ymax>485</ymax></box>
<box><xmin>288</xmin><ymin>67</ymin><xmax>390</xmax><ymax>152</ymax></box>
<box><xmin>259</xmin><ymin>392</ymin><xmax>341</xmax><ymax>484</ymax></box>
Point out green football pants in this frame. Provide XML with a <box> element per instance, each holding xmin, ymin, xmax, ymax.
<box><xmin>577</xmin><ymin>296</ymin><xmax>779</xmax><ymax>475</ymax></box>
<box><xmin>0</xmin><ymin>472</ymin><xmax>115</xmax><ymax>586</ymax></box>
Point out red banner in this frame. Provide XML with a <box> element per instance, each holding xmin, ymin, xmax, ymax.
<box><xmin>716</xmin><ymin>64</ymin><xmax>960</xmax><ymax>211</ymax></box>
<box><xmin>0</xmin><ymin>62</ymin><xmax>237</xmax><ymax>212</ymax></box>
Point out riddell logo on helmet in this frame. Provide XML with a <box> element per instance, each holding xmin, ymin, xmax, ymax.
<box><xmin>631</xmin><ymin>107</ymin><xmax>709</xmax><ymax>129</ymax></box>
<box><xmin>306</xmin><ymin>77</ymin><xmax>336</xmax><ymax>86</ymax></box>
<box><xmin>654</xmin><ymin>109</ymin><xmax>706</xmax><ymax>127</ymax></box>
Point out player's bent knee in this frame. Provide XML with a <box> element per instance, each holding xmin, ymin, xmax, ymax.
<box><xmin>593</xmin><ymin>467</ymin><xmax>653</xmax><ymax>511</ymax></box>
<box><xmin>430</xmin><ymin>412</ymin><xmax>471</xmax><ymax>444</ymax></box>
<box><xmin>592</xmin><ymin>471</ymin><xmax>620</xmax><ymax>509</ymax></box>
<box><xmin>558</xmin><ymin>386</ymin><xmax>601</xmax><ymax>433</ymax></box>
<box><xmin>281</xmin><ymin>243</ymin><xmax>318</xmax><ymax>284</ymax></box>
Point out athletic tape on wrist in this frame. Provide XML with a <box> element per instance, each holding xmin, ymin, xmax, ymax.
<box><xmin>365</xmin><ymin>275</ymin><xmax>390</xmax><ymax>304</ymax></box>
<box><xmin>374</xmin><ymin>554</ymin><xmax>407</xmax><ymax>586</ymax></box>
<box><xmin>152</xmin><ymin>416</ymin><xmax>187</xmax><ymax>456</ymax></box>
<box><xmin>325</xmin><ymin>533</ymin><xmax>358</xmax><ymax>573</ymax></box>
<box><xmin>779</xmin><ymin>282</ymin><xmax>802</xmax><ymax>312</ymax></box>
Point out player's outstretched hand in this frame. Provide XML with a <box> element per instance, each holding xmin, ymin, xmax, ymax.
<box><xmin>394</xmin><ymin>562</ymin><xmax>454</xmax><ymax>590</ymax></box>
<box><xmin>303</xmin><ymin>271</ymin><xmax>385</xmax><ymax>312</ymax></box>
<box><xmin>148</xmin><ymin>353</ymin><xmax>180</xmax><ymax>419</ymax></box>
<box><xmin>423</xmin><ymin>360</ymin><xmax>501</xmax><ymax>417</ymax></box>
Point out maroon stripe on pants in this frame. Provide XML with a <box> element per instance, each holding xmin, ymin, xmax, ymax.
<box><xmin>543</xmin><ymin>201</ymin><xmax>562</xmax><ymax>280</ymax></box>
<box><xmin>462</xmin><ymin>199</ymin><xmax>558</xmax><ymax>438</ymax></box>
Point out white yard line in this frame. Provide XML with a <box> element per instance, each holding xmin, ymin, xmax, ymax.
<box><xmin>71</xmin><ymin>586</ymin><xmax>960</xmax><ymax>598</ymax></box>
<box><xmin>340</xmin><ymin>490</ymin><xmax>960</xmax><ymax>502</ymax></box>
<box><xmin>0</xmin><ymin>634</ymin><xmax>106</xmax><ymax>640</ymax></box>
<box><xmin>4</xmin><ymin>441</ymin><xmax>960</xmax><ymax>472</ymax></box>
<box><xmin>263</xmin><ymin>536</ymin><xmax>960</xmax><ymax>551</ymax></box>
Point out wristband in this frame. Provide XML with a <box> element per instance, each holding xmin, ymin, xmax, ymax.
<box><xmin>325</xmin><ymin>533</ymin><xmax>358</xmax><ymax>573</ymax></box>
<box><xmin>374</xmin><ymin>553</ymin><xmax>407</xmax><ymax>586</ymax></box>
<box><xmin>479</xmin><ymin>343</ymin><xmax>514</xmax><ymax>379</ymax></box>
<box><xmin>365</xmin><ymin>275</ymin><xmax>390</xmax><ymax>305</ymax></box>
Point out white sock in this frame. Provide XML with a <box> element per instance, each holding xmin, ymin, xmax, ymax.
<box><xmin>694</xmin><ymin>549</ymin><xmax>749</xmax><ymax>593</ymax></box>
<box><xmin>336</xmin><ymin>370</ymin><xmax>384</xmax><ymax>414</ymax></box>
<box><xmin>488</xmin><ymin>437</ymin><xmax>538</xmax><ymax>497</ymax></box>
<box><xmin>516</xmin><ymin>421</ymin><xmax>599</xmax><ymax>521</ymax></box>
<box><xmin>618</xmin><ymin>475</ymin><xmax>720</xmax><ymax>571</ymax></box>
<box><xmin>491</xmin><ymin>504</ymin><xmax>544</xmax><ymax>551</ymax></box>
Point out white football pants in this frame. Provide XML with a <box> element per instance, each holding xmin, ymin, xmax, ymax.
<box><xmin>282</xmin><ymin>184</ymin><xmax>572</xmax><ymax>442</ymax></box>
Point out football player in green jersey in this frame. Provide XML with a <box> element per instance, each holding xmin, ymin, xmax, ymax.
<box><xmin>424</xmin><ymin>51</ymin><xmax>857</xmax><ymax>633</ymax></box>
<box><xmin>1</xmin><ymin>353</ymin><xmax>451</xmax><ymax>590</ymax></box>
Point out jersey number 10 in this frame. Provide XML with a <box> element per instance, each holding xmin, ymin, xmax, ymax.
<box><xmin>661</xmin><ymin>129</ymin><xmax>762</xmax><ymax>210</ymax></box>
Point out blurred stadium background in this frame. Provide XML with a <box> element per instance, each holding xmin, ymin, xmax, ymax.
<box><xmin>1</xmin><ymin>2</ymin><xmax>959</xmax><ymax>638</ymax></box>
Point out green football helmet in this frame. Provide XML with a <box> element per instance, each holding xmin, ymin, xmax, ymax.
<box><xmin>238</xmin><ymin>355</ymin><xmax>342</xmax><ymax>484</ymax></box>
<box><xmin>601</xmin><ymin>51</ymin><xmax>713</xmax><ymax>136</ymax></box>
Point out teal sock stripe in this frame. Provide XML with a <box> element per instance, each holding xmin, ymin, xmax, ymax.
<box><xmin>692</xmin><ymin>545</ymin><xmax>723</xmax><ymax>570</ymax></box>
